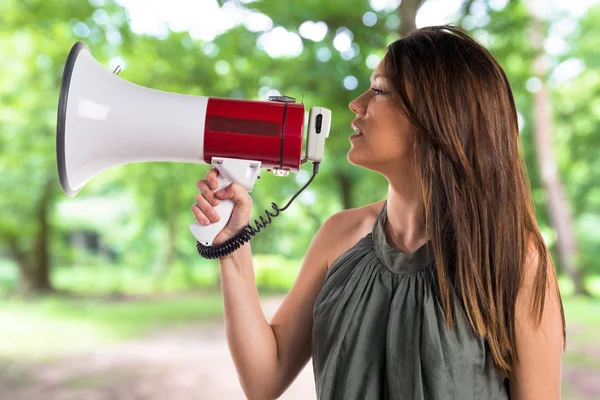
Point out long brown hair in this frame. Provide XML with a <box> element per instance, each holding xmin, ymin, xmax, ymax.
<box><xmin>382</xmin><ymin>25</ymin><xmax>566</xmax><ymax>378</ymax></box>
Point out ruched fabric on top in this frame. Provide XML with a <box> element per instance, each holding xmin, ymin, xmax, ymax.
<box><xmin>312</xmin><ymin>200</ymin><xmax>509</xmax><ymax>399</ymax></box>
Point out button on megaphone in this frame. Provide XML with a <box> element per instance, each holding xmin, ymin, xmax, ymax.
<box><xmin>56</xmin><ymin>42</ymin><xmax>331</xmax><ymax>249</ymax></box>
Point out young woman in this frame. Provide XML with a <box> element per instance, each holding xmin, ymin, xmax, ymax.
<box><xmin>192</xmin><ymin>25</ymin><xmax>566</xmax><ymax>400</ymax></box>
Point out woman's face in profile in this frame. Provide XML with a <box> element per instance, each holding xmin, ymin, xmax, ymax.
<box><xmin>347</xmin><ymin>61</ymin><xmax>416</xmax><ymax>178</ymax></box>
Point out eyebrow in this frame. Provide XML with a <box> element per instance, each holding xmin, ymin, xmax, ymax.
<box><xmin>370</xmin><ymin>73</ymin><xmax>383</xmax><ymax>82</ymax></box>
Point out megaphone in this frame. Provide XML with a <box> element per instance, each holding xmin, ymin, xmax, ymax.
<box><xmin>57</xmin><ymin>41</ymin><xmax>331</xmax><ymax>250</ymax></box>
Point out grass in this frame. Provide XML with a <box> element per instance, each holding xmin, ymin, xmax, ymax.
<box><xmin>565</xmin><ymin>297</ymin><xmax>600</xmax><ymax>348</ymax></box>
<box><xmin>0</xmin><ymin>293</ymin><xmax>224</xmax><ymax>361</ymax></box>
<box><xmin>562</xmin><ymin>296</ymin><xmax>600</xmax><ymax>376</ymax></box>
<box><xmin>0</xmin><ymin>256</ymin><xmax>299</xmax><ymax>362</ymax></box>
<box><xmin>563</xmin><ymin>296</ymin><xmax>600</xmax><ymax>330</ymax></box>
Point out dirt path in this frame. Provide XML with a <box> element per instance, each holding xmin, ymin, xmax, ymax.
<box><xmin>0</xmin><ymin>297</ymin><xmax>315</xmax><ymax>400</ymax></box>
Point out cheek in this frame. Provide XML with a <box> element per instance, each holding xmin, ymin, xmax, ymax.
<box><xmin>372</xmin><ymin>115</ymin><xmax>412</xmax><ymax>156</ymax></box>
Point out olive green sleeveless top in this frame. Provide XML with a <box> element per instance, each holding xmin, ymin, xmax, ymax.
<box><xmin>312</xmin><ymin>201</ymin><xmax>509</xmax><ymax>399</ymax></box>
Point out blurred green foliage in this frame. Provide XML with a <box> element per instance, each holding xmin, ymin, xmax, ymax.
<box><xmin>0</xmin><ymin>254</ymin><xmax>300</xmax><ymax>295</ymax></box>
<box><xmin>0</xmin><ymin>0</ymin><xmax>598</xmax><ymax>293</ymax></box>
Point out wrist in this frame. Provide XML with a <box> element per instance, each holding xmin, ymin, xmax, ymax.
<box><xmin>219</xmin><ymin>241</ymin><xmax>251</xmax><ymax>263</ymax></box>
<box><xmin>196</xmin><ymin>225</ymin><xmax>254</xmax><ymax>259</ymax></box>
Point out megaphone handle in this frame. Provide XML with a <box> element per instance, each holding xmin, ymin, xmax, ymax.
<box><xmin>189</xmin><ymin>175</ymin><xmax>235</xmax><ymax>247</ymax></box>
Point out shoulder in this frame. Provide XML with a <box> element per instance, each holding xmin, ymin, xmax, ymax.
<box><xmin>518</xmin><ymin>234</ymin><xmax>560</xmax><ymax>306</ymax></box>
<box><xmin>323</xmin><ymin>200</ymin><xmax>384</xmax><ymax>231</ymax></box>
<box><xmin>509</xmin><ymin>233</ymin><xmax>565</xmax><ymax>398</ymax></box>
<box><xmin>513</xmin><ymin>233</ymin><xmax>564</xmax><ymax>335</ymax></box>
<box><xmin>318</xmin><ymin>200</ymin><xmax>385</xmax><ymax>269</ymax></box>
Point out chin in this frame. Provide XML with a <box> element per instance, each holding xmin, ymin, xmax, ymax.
<box><xmin>347</xmin><ymin>148</ymin><xmax>403</xmax><ymax>176</ymax></box>
<box><xmin>347</xmin><ymin>148</ymin><xmax>361</xmax><ymax>166</ymax></box>
<box><xmin>347</xmin><ymin>149</ymin><xmax>373</xmax><ymax>170</ymax></box>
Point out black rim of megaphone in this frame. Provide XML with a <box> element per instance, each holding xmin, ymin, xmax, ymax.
<box><xmin>57</xmin><ymin>41</ymin><xmax>88</xmax><ymax>197</ymax></box>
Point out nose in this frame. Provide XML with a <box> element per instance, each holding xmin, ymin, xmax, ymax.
<box><xmin>349</xmin><ymin>95</ymin><xmax>366</xmax><ymax>115</ymax></box>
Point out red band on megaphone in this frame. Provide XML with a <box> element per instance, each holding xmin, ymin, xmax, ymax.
<box><xmin>203</xmin><ymin>98</ymin><xmax>304</xmax><ymax>171</ymax></box>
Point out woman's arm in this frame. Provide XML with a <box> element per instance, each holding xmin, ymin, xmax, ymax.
<box><xmin>194</xmin><ymin>168</ymin><xmax>335</xmax><ymax>399</ymax></box>
<box><xmin>218</xmin><ymin>215</ymin><xmax>338</xmax><ymax>399</ymax></box>
<box><xmin>509</xmin><ymin>242</ymin><xmax>565</xmax><ymax>400</ymax></box>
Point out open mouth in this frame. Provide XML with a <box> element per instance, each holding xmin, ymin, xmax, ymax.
<box><xmin>350</xmin><ymin>123</ymin><xmax>364</xmax><ymax>138</ymax></box>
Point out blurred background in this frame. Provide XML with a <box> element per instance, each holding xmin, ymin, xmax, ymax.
<box><xmin>1</xmin><ymin>0</ymin><xmax>599</xmax><ymax>398</ymax></box>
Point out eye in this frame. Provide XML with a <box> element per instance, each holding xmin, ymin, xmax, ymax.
<box><xmin>371</xmin><ymin>88</ymin><xmax>385</xmax><ymax>95</ymax></box>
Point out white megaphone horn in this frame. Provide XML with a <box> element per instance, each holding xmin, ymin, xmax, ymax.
<box><xmin>56</xmin><ymin>41</ymin><xmax>331</xmax><ymax>249</ymax></box>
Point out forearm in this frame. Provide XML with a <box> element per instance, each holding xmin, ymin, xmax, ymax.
<box><xmin>219</xmin><ymin>242</ymin><xmax>280</xmax><ymax>399</ymax></box>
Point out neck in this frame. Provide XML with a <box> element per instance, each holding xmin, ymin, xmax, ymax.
<box><xmin>385</xmin><ymin>174</ymin><xmax>428</xmax><ymax>253</ymax></box>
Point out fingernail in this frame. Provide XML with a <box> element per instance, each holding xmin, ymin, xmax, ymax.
<box><xmin>202</xmin><ymin>218</ymin><xmax>210</xmax><ymax>225</ymax></box>
<box><xmin>215</xmin><ymin>189</ymin><xmax>225</xmax><ymax>196</ymax></box>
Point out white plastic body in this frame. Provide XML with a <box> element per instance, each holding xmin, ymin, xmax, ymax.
<box><xmin>62</xmin><ymin>46</ymin><xmax>209</xmax><ymax>196</ymax></box>
<box><xmin>305</xmin><ymin>107</ymin><xmax>331</xmax><ymax>162</ymax></box>
<box><xmin>189</xmin><ymin>157</ymin><xmax>261</xmax><ymax>246</ymax></box>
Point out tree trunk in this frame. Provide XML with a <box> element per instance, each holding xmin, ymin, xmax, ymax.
<box><xmin>527</xmin><ymin>3</ymin><xmax>589</xmax><ymax>295</ymax></box>
<box><xmin>153</xmin><ymin>211</ymin><xmax>178</xmax><ymax>292</ymax></box>
<box><xmin>399</xmin><ymin>0</ymin><xmax>424</xmax><ymax>37</ymax></box>
<box><xmin>337</xmin><ymin>172</ymin><xmax>353</xmax><ymax>210</ymax></box>
<box><xmin>10</xmin><ymin>179</ymin><xmax>54</xmax><ymax>295</ymax></box>
<box><xmin>168</xmin><ymin>209</ymin><xmax>199</xmax><ymax>288</ymax></box>
<box><xmin>165</xmin><ymin>212</ymin><xmax>178</xmax><ymax>268</ymax></box>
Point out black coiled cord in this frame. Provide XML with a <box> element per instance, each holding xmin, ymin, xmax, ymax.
<box><xmin>197</xmin><ymin>162</ymin><xmax>320</xmax><ymax>259</ymax></box>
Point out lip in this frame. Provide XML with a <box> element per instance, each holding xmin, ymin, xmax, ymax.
<box><xmin>350</xmin><ymin>121</ymin><xmax>364</xmax><ymax>140</ymax></box>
